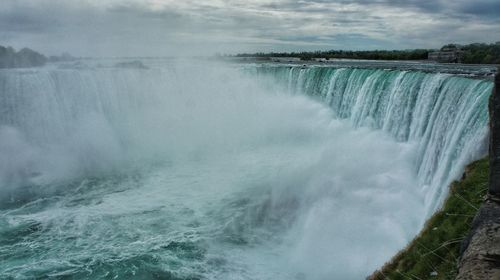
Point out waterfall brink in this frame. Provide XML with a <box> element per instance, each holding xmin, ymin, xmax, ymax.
<box><xmin>252</xmin><ymin>66</ymin><xmax>493</xmax><ymax>215</ymax></box>
<box><xmin>0</xmin><ymin>62</ymin><xmax>495</xmax><ymax>279</ymax></box>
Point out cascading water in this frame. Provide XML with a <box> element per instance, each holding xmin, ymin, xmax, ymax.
<box><xmin>0</xmin><ymin>60</ymin><xmax>494</xmax><ymax>279</ymax></box>
<box><xmin>250</xmin><ymin>65</ymin><xmax>492</xmax><ymax>216</ymax></box>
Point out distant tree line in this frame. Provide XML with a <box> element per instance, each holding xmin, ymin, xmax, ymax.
<box><xmin>236</xmin><ymin>49</ymin><xmax>429</xmax><ymax>61</ymax></box>
<box><xmin>235</xmin><ymin>42</ymin><xmax>500</xmax><ymax>64</ymax></box>
<box><xmin>0</xmin><ymin>45</ymin><xmax>47</xmax><ymax>68</ymax></box>
<box><xmin>459</xmin><ymin>43</ymin><xmax>500</xmax><ymax>64</ymax></box>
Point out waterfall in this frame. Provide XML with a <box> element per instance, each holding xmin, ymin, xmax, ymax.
<box><xmin>250</xmin><ymin>65</ymin><xmax>493</xmax><ymax>215</ymax></box>
<box><xmin>0</xmin><ymin>62</ymin><xmax>494</xmax><ymax>279</ymax></box>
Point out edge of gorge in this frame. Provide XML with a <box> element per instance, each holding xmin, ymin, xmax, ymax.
<box><xmin>368</xmin><ymin>157</ymin><xmax>489</xmax><ymax>280</ymax></box>
<box><xmin>455</xmin><ymin>67</ymin><xmax>500</xmax><ymax>280</ymax></box>
<box><xmin>369</xmin><ymin>68</ymin><xmax>500</xmax><ymax>280</ymax></box>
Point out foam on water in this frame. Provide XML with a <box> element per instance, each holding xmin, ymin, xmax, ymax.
<box><xmin>0</xmin><ymin>61</ymin><xmax>492</xmax><ymax>279</ymax></box>
<box><xmin>250</xmin><ymin>65</ymin><xmax>492</xmax><ymax>215</ymax></box>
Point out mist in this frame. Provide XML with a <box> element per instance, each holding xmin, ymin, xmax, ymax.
<box><xmin>0</xmin><ymin>1</ymin><xmax>496</xmax><ymax>279</ymax></box>
<box><xmin>0</xmin><ymin>62</ymin><xmax>429</xmax><ymax>279</ymax></box>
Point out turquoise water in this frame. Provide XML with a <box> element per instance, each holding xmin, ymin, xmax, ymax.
<box><xmin>0</xmin><ymin>61</ymin><xmax>493</xmax><ymax>279</ymax></box>
<box><xmin>249</xmin><ymin>65</ymin><xmax>493</xmax><ymax>215</ymax></box>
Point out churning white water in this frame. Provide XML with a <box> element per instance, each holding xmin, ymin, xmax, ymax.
<box><xmin>0</xmin><ymin>60</ymin><xmax>492</xmax><ymax>279</ymax></box>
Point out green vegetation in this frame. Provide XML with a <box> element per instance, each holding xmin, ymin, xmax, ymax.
<box><xmin>235</xmin><ymin>49</ymin><xmax>430</xmax><ymax>61</ymax></box>
<box><xmin>235</xmin><ymin>42</ymin><xmax>500</xmax><ymax>64</ymax></box>
<box><xmin>369</xmin><ymin>157</ymin><xmax>489</xmax><ymax>280</ymax></box>
<box><xmin>460</xmin><ymin>43</ymin><xmax>500</xmax><ymax>64</ymax></box>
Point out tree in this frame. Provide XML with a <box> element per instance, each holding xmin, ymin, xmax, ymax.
<box><xmin>0</xmin><ymin>45</ymin><xmax>47</xmax><ymax>68</ymax></box>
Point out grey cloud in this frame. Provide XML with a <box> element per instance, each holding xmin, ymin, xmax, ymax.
<box><xmin>456</xmin><ymin>1</ymin><xmax>500</xmax><ymax>18</ymax></box>
<box><xmin>302</xmin><ymin>0</ymin><xmax>444</xmax><ymax>13</ymax></box>
<box><xmin>0</xmin><ymin>0</ymin><xmax>498</xmax><ymax>56</ymax></box>
<box><xmin>0</xmin><ymin>4</ymin><xmax>60</xmax><ymax>33</ymax></box>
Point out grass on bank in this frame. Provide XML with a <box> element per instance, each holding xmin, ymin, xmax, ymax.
<box><xmin>369</xmin><ymin>157</ymin><xmax>489</xmax><ymax>280</ymax></box>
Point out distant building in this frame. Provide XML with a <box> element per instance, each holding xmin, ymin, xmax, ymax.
<box><xmin>270</xmin><ymin>57</ymin><xmax>301</xmax><ymax>62</ymax></box>
<box><xmin>428</xmin><ymin>47</ymin><xmax>464</xmax><ymax>63</ymax></box>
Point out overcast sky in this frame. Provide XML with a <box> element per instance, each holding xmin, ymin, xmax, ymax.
<box><xmin>1</xmin><ymin>0</ymin><xmax>499</xmax><ymax>57</ymax></box>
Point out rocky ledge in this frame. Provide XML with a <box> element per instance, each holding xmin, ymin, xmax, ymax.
<box><xmin>457</xmin><ymin>198</ymin><xmax>500</xmax><ymax>279</ymax></box>
<box><xmin>456</xmin><ymin>69</ymin><xmax>500</xmax><ymax>280</ymax></box>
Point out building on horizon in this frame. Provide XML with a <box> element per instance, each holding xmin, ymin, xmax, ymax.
<box><xmin>428</xmin><ymin>46</ymin><xmax>464</xmax><ymax>63</ymax></box>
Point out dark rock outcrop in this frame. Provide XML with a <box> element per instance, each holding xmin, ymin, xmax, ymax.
<box><xmin>490</xmin><ymin>71</ymin><xmax>500</xmax><ymax>196</ymax></box>
<box><xmin>457</xmin><ymin>69</ymin><xmax>500</xmax><ymax>280</ymax></box>
<box><xmin>457</xmin><ymin>200</ymin><xmax>500</xmax><ymax>279</ymax></box>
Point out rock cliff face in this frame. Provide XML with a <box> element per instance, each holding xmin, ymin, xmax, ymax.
<box><xmin>457</xmin><ymin>70</ymin><xmax>500</xmax><ymax>280</ymax></box>
<box><xmin>0</xmin><ymin>46</ymin><xmax>47</xmax><ymax>68</ymax></box>
<box><xmin>490</xmin><ymin>72</ymin><xmax>500</xmax><ymax>196</ymax></box>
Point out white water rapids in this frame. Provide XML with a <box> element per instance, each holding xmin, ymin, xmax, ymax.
<box><xmin>0</xmin><ymin>60</ymin><xmax>493</xmax><ymax>279</ymax></box>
